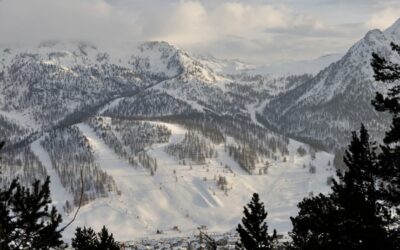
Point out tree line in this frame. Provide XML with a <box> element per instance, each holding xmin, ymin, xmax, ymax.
<box><xmin>41</xmin><ymin>126</ymin><xmax>118</xmax><ymax>209</ymax></box>
<box><xmin>88</xmin><ymin>116</ymin><xmax>170</xmax><ymax>175</ymax></box>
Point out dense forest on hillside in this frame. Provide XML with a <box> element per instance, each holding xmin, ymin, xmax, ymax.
<box><xmin>158</xmin><ymin>114</ymin><xmax>289</xmax><ymax>172</ymax></box>
<box><xmin>165</xmin><ymin>130</ymin><xmax>216</xmax><ymax>164</ymax></box>
<box><xmin>41</xmin><ymin>126</ymin><xmax>118</xmax><ymax>209</ymax></box>
<box><xmin>87</xmin><ymin>116</ymin><xmax>171</xmax><ymax>174</ymax></box>
<box><xmin>0</xmin><ymin>146</ymin><xmax>47</xmax><ymax>187</ymax></box>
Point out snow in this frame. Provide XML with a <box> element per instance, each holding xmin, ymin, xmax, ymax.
<box><xmin>198</xmin><ymin>54</ymin><xmax>343</xmax><ymax>76</ymax></box>
<box><xmin>0</xmin><ymin>109</ymin><xmax>39</xmax><ymax>131</ymax></box>
<box><xmin>42</xmin><ymin>121</ymin><xmax>337</xmax><ymax>242</ymax></box>
<box><xmin>31</xmin><ymin>138</ymin><xmax>73</xmax><ymax>213</ymax></box>
<box><xmin>285</xmin><ymin>22</ymin><xmax>400</xmax><ymax>110</ymax></box>
<box><xmin>385</xmin><ymin>18</ymin><xmax>400</xmax><ymax>41</ymax></box>
<box><xmin>0</xmin><ymin>39</ymin><xmax>342</xmax><ymax>243</ymax></box>
<box><xmin>246</xmin><ymin>100</ymin><xmax>270</xmax><ymax>128</ymax></box>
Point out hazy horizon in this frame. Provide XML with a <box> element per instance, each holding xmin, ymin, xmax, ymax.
<box><xmin>1</xmin><ymin>0</ymin><xmax>399</xmax><ymax>64</ymax></box>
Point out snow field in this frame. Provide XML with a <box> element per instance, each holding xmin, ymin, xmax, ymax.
<box><xmin>29</xmin><ymin>121</ymin><xmax>335</xmax><ymax>242</ymax></box>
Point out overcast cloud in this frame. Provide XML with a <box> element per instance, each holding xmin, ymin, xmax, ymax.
<box><xmin>0</xmin><ymin>0</ymin><xmax>399</xmax><ymax>63</ymax></box>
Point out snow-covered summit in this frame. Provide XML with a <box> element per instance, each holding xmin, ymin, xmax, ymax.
<box><xmin>129</xmin><ymin>41</ymin><xmax>221</xmax><ymax>83</ymax></box>
<box><xmin>263</xmin><ymin>18</ymin><xmax>400</xmax><ymax>149</ymax></box>
<box><xmin>384</xmin><ymin>18</ymin><xmax>400</xmax><ymax>40</ymax></box>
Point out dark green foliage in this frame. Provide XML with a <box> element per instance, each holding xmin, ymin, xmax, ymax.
<box><xmin>236</xmin><ymin>193</ymin><xmax>277</xmax><ymax>250</ymax></box>
<box><xmin>371</xmin><ymin>42</ymin><xmax>400</xmax><ymax>242</ymax></box>
<box><xmin>97</xmin><ymin>226</ymin><xmax>119</xmax><ymax>250</ymax></box>
<box><xmin>289</xmin><ymin>194</ymin><xmax>339</xmax><ymax>250</ymax></box>
<box><xmin>372</xmin><ymin>42</ymin><xmax>400</xmax><ymax>202</ymax></box>
<box><xmin>287</xmin><ymin>41</ymin><xmax>400</xmax><ymax>250</ymax></box>
<box><xmin>0</xmin><ymin>141</ymin><xmax>5</xmax><ymax>152</ymax></box>
<box><xmin>289</xmin><ymin>126</ymin><xmax>394</xmax><ymax>250</ymax></box>
<box><xmin>0</xmin><ymin>142</ymin><xmax>64</xmax><ymax>250</ymax></box>
<box><xmin>72</xmin><ymin>226</ymin><xmax>119</xmax><ymax>250</ymax></box>
<box><xmin>71</xmin><ymin>227</ymin><xmax>97</xmax><ymax>250</ymax></box>
<box><xmin>0</xmin><ymin>177</ymin><xmax>64</xmax><ymax>250</ymax></box>
<box><xmin>371</xmin><ymin>43</ymin><xmax>400</xmax><ymax>84</ymax></box>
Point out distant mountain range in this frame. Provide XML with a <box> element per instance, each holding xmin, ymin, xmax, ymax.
<box><xmin>198</xmin><ymin>53</ymin><xmax>343</xmax><ymax>76</ymax></box>
<box><xmin>2</xmin><ymin>16</ymin><xmax>399</xmax><ymax>150</ymax></box>
<box><xmin>0</xmin><ymin>39</ymin><xmax>313</xmax><ymax>147</ymax></box>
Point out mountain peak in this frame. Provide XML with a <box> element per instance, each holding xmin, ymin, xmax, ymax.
<box><xmin>384</xmin><ymin>18</ymin><xmax>400</xmax><ymax>41</ymax></box>
<box><xmin>385</xmin><ymin>18</ymin><xmax>400</xmax><ymax>33</ymax></box>
<box><xmin>365</xmin><ymin>29</ymin><xmax>383</xmax><ymax>39</ymax></box>
<box><xmin>138</xmin><ymin>41</ymin><xmax>179</xmax><ymax>53</ymax></box>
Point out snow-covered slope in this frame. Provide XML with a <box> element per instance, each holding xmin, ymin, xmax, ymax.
<box><xmin>47</xmin><ymin>120</ymin><xmax>334</xmax><ymax>242</ymax></box>
<box><xmin>262</xmin><ymin>19</ymin><xmax>400</xmax><ymax>149</ymax></box>
<box><xmin>2</xmin><ymin>23</ymin><xmax>391</xmax><ymax>243</ymax></box>
<box><xmin>0</xmin><ymin>41</ymin><xmax>148</xmax><ymax>132</ymax></box>
<box><xmin>130</xmin><ymin>41</ymin><xmax>223</xmax><ymax>83</ymax></box>
<box><xmin>198</xmin><ymin>54</ymin><xmax>343</xmax><ymax>76</ymax></box>
<box><xmin>0</xmin><ymin>38</ymin><xmax>318</xmax><ymax>150</ymax></box>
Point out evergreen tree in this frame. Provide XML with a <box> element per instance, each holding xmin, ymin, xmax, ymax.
<box><xmin>0</xmin><ymin>141</ymin><xmax>64</xmax><ymax>250</ymax></box>
<box><xmin>289</xmin><ymin>126</ymin><xmax>394</xmax><ymax>250</ymax></box>
<box><xmin>71</xmin><ymin>226</ymin><xmax>119</xmax><ymax>250</ymax></box>
<box><xmin>289</xmin><ymin>194</ymin><xmax>339</xmax><ymax>250</ymax></box>
<box><xmin>371</xmin><ymin>42</ymin><xmax>400</xmax><ymax>218</ymax></box>
<box><xmin>71</xmin><ymin>227</ymin><xmax>97</xmax><ymax>250</ymax></box>
<box><xmin>236</xmin><ymin>193</ymin><xmax>277</xmax><ymax>250</ymax></box>
<box><xmin>0</xmin><ymin>178</ymin><xmax>64</xmax><ymax>249</ymax></box>
<box><xmin>97</xmin><ymin>226</ymin><xmax>119</xmax><ymax>250</ymax></box>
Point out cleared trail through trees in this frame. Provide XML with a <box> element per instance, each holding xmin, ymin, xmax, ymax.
<box><xmin>146</xmin><ymin>122</ymin><xmax>224</xmax><ymax>209</ymax></box>
<box><xmin>39</xmin><ymin>121</ymin><xmax>335</xmax><ymax>241</ymax></box>
<box><xmin>76</xmin><ymin>123</ymin><xmax>204</xmax><ymax>239</ymax></box>
<box><xmin>31</xmin><ymin>139</ymin><xmax>73</xmax><ymax>214</ymax></box>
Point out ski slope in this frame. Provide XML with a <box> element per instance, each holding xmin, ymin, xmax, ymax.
<box><xmin>37</xmin><ymin>121</ymin><xmax>336</xmax><ymax>242</ymax></box>
<box><xmin>31</xmin><ymin>139</ymin><xmax>73</xmax><ymax>213</ymax></box>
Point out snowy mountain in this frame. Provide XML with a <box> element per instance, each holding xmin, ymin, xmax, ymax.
<box><xmin>0</xmin><ymin>39</ymin><xmax>315</xmax><ymax>144</ymax></box>
<box><xmin>0</xmin><ymin>41</ymin><xmax>145</xmax><ymax>134</ymax></box>
<box><xmin>0</xmin><ymin>39</ymin><xmax>333</xmax><ymax>242</ymax></box>
<box><xmin>261</xmin><ymin>19</ymin><xmax>400</xmax><ymax>149</ymax></box>
<box><xmin>198</xmin><ymin>53</ymin><xmax>343</xmax><ymax>76</ymax></box>
<box><xmin>2</xmin><ymin>18</ymin><xmax>399</xmax><ymax>242</ymax></box>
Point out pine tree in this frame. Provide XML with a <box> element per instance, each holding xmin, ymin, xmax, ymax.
<box><xmin>236</xmin><ymin>193</ymin><xmax>277</xmax><ymax>250</ymax></box>
<box><xmin>97</xmin><ymin>226</ymin><xmax>119</xmax><ymax>250</ymax></box>
<box><xmin>289</xmin><ymin>126</ymin><xmax>394</xmax><ymax>250</ymax></box>
<box><xmin>0</xmin><ymin>180</ymin><xmax>18</xmax><ymax>250</ymax></box>
<box><xmin>0</xmin><ymin>141</ymin><xmax>64</xmax><ymax>250</ymax></box>
<box><xmin>71</xmin><ymin>227</ymin><xmax>97</xmax><ymax>250</ymax></box>
<box><xmin>0</xmin><ymin>178</ymin><xmax>64</xmax><ymax>250</ymax></box>
<box><xmin>71</xmin><ymin>226</ymin><xmax>119</xmax><ymax>250</ymax></box>
<box><xmin>289</xmin><ymin>194</ymin><xmax>339</xmax><ymax>250</ymax></box>
<box><xmin>371</xmin><ymin>42</ymin><xmax>400</xmax><ymax>244</ymax></box>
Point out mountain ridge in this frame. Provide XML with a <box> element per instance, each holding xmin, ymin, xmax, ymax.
<box><xmin>260</xmin><ymin>18</ymin><xmax>400</xmax><ymax>149</ymax></box>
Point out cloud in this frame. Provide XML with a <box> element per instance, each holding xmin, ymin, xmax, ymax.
<box><xmin>0</xmin><ymin>0</ymin><xmax>397</xmax><ymax>63</ymax></box>
<box><xmin>366</xmin><ymin>6</ymin><xmax>400</xmax><ymax>30</ymax></box>
<box><xmin>140</xmin><ymin>1</ymin><xmax>213</xmax><ymax>46</ymax></box>
<box><xmin>0</xmin><ymin>0</ymin><xmax>140</xmax><ymax>47</ymax></box>
<box><xmin>140</xmin><ymin>2</ymin><xmax>329</xmax><ymax>47</ymax></box>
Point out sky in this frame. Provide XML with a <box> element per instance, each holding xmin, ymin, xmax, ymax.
<box><xmin>0</xmin><ymin>0</ymin><xmax>399</xmax><ymax>64</ymax></box>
